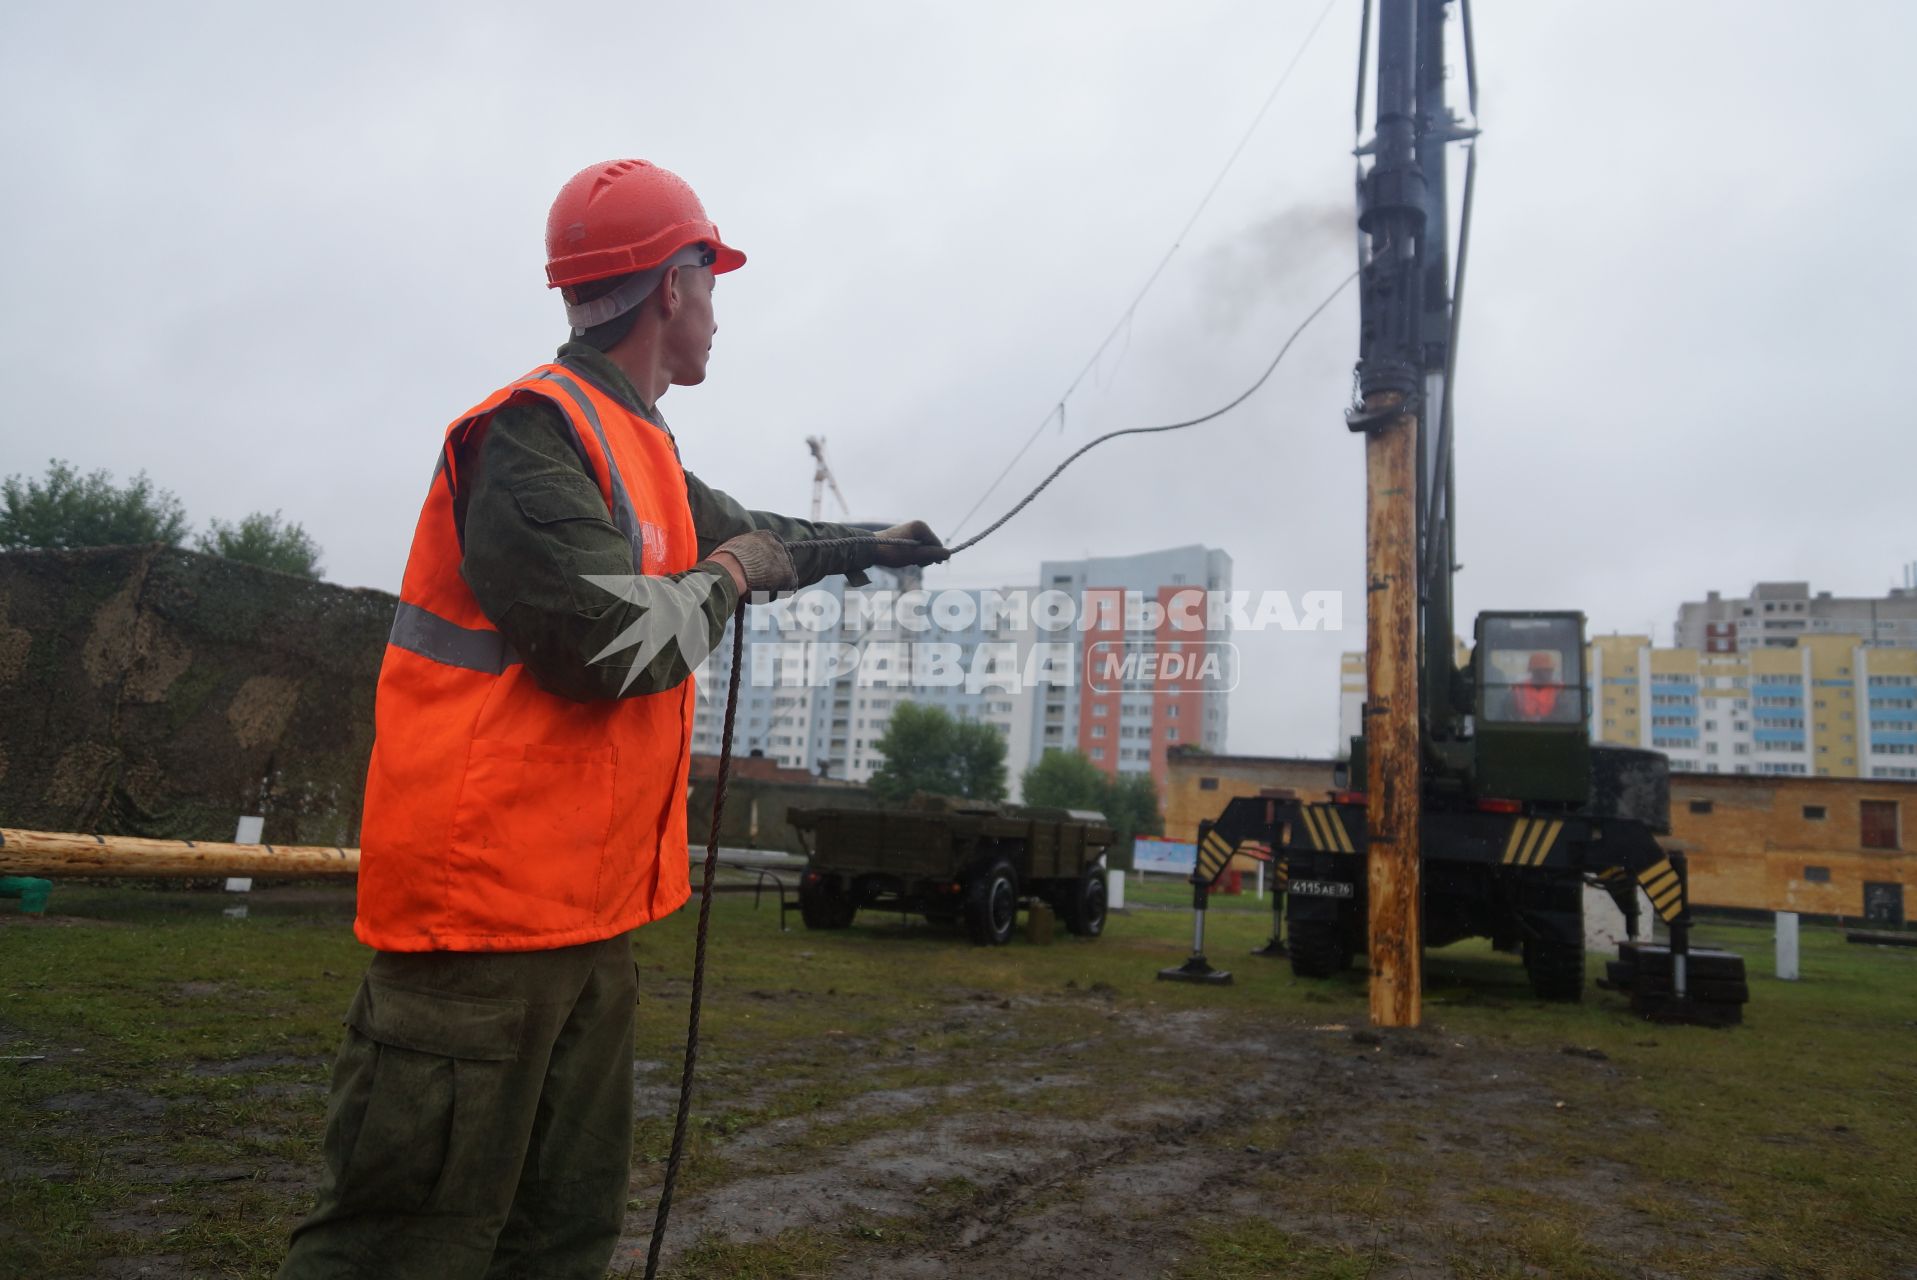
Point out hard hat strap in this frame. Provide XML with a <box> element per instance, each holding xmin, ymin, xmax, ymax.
<box><xmin>564</xmin><ymin>244</ymin><xmax>713</xmax><ymax>332</ymax></box>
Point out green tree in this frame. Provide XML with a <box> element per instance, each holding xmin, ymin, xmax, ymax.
<box><xmin>1019</xmin><ymin>749</ymin><xmax>1163</xmax><ymax>845</ymax></box>
<box><xmin>869</xmin><ymin>702</ymin><xmax>1008</xmax><ymax>803</ymax></box>
<box><xmin>0</xmin><ymin>459</ymin><xmax>189</xmax><ymax>550</ymax></box>
<box><xmin>952</xmin><ymin>718</ymin><xmax>1009</xmax><ymax>802</ymax></box>
<box><xmin>197</xmin><ymin>510</ymin><xmax>323</xmax><ymax>579</ymax></box>
<box><xmin>1020</xmin><ymin>748</ymin><xmax>1109</xmax><ymax>810</ymax></box>
<box><xmin>1103</xmin><ymin>770</ymin><xmax>1165</xmax><ymax>845</ymax></box>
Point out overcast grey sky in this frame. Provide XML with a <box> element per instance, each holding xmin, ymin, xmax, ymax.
<box><xmin>3</xmin><ymin>2</ymin><xmax>1911</xmax><ymax>757</ymax></box>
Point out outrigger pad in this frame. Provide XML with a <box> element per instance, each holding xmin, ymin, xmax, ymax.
<box><xmin>1603</xmin><ymin>941</ymin><xmax>1748</xmax><ymax>1027</ymax></box>
<box><xmin>1158</xmin><ymin>955</ymin><xmax>1233</xmax><ymax>985</ymax></box>
<box><xmin>1251</xmin><ymin>938</ymin><xmax>1289</xmax><ymax>958</ymax></box>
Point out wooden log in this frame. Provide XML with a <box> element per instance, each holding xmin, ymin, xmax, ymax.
<box><xmin>0</xmin><ymin>828</ymin><xmax>358</xmax><ymax>878</ymax></box>
<box><xmin>1845</xmin><ymin>929</ymin><xmax>1917</xmax><ymax>949</ymax></box>
<box><xmin>1363</xmin><ymin>395</ymin><xmax>1422</xmax><ymax>1028</ymax></box>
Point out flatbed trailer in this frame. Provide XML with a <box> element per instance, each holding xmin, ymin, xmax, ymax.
<box><xmin>787</xmin><ymin>798</ymin><xmax>1116</xmax><ymax>945</ymax></box>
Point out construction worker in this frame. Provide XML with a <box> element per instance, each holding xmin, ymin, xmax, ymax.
<box><xmin>278</xmin><ymin>159</ymin><xmax>946</xmax><ymax>1279</ymax></box>
<box><xmin>1512</xmin><ymin>650</ymin><xmax>1564</xmax><ymax>722</ymax></box>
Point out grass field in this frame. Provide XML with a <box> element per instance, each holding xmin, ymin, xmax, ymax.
<box><xmin>2</xmin><ymin>878</ymin><xmax>1913</xmax><ymax>1278</ymax></box>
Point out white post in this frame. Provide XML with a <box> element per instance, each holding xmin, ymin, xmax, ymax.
<box><xmin>1256</xmin><ymin>860</ymin><xmax>1265</xmax><ymax>900</ymax></box>
<box><xmin>226</xmin><ymin>816</ymin><xmax>263</xmax><ymax>895</ymax></box>
<box><xmin>1107</xmin><ymin>866</ymin><xmax>1125</xmax><ymax>911</ymax></box>
<box><xmin>1776</xmin><ymin>911</ymin><xmax>1800</xmax><ymax>981</ymax></box>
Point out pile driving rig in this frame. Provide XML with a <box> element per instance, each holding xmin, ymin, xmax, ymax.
<box><xmin>1185</xmin><ymin>0</ymin><xmax>1746</xmax><ymax>1024</ymax></box>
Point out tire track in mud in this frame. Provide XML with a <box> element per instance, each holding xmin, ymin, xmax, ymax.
<box><xmin>861</xmin><ymin>1025</ymin><xmax>1425</xmax><ymax>1278</ymax></box>
<box><xmin>622</xmin><ymin>992</ymin><xmax>1479</xmax><ymax>1278</ymax></box>
<box><xmin>620</xmin><ymin>989</ymin><xmax>1720</xmax><ymax>1280</ymax></box>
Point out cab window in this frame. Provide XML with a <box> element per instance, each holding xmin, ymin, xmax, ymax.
<box><xmin>1479</xmin><ymin>616</ymin><xmax>1584</xmax><ymax>726</ymax></box>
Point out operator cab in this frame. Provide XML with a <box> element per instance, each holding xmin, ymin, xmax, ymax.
<box><xmin>1471</xmin><ymin>611</ymin><xmax>1590</xmax><ymax>805</ymax></box>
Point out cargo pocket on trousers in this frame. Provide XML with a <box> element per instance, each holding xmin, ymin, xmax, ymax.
<box><xmin>340</xmin><ymin>978</ymin><xmax>525</xmax><ymax>1217</ymax></box>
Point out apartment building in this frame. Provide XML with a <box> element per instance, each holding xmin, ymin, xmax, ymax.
<box><xmin>1589</xmin><ymin>633</ymin><xmax>1917</xmax><ymax>780</ymax></box>
<box><xmin>1027</xmin><ymin>546</ymin><xmax>1233</xmax><ymax>789</ymax></box>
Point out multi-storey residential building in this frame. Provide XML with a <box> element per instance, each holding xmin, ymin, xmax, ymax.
<box><xmin>693</xmin><ymin>543</ymin><xmax>1235</xmax><ymax>800</ymax></box>
<box><xmin>1676</xmin><ymin>575</ymin><xmax>1917</xmax><ymax>652</ymax></box>
<box><xmin>1589</xmin><ymin>633</ymin><xmax>1917</xmax><ymax>780</ymax></box>
<box><xmin>689</xmin><ymin>566</ymin><xmax>1043</xmax><ymax>793</ymax></box>
<box><xmin>1027</xmin><ymin>546</ymin><xmax>1232</xmax><ymax>789</ymax></box>
<box><xmin>1333</xmin><ymin>619</ymin><xmax>1917</xmax><ymax>781</ymax></box>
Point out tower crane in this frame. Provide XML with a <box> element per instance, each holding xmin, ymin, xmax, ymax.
<box><xmin>807</xmin><ymin>436</ymin><xmax>851</xmax><ymax>522</ymax></box>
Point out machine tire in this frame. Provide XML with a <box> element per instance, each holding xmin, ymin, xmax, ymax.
<box><xmin>799</xmin><ymin>875</ymin><xmax>858</xmax><ymax>930</ymax></box>
<box><xmin>1523</xmin><ymin>936</ymin><xmax>1586</xmax><ymax>1001</ymax></box>
<box><xmin>1060</xmin><ymin>868</ymin><xmax>1108</xmax><ymax>938</ymax></box>
<box><xmin>1289</xmin><ymin>917</ymin><xmax>1350</xmax><ymax>978</ymax></box>
<box><xmin>963</xmin><ymin>857</ymin><xmax>1020</xmax><ymax>946</ymax></box>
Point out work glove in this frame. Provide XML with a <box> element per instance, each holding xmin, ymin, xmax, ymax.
<box><xmin>711</xmin><ymin>530</ymin><xmax>797</xmax><ymax>597</ymax></box>
<box><xmin>870</xmin><ymin>520</ymin><xmax>950</xmax><ymax>568</ymax></box>
<box><xmin>785</xmin><ymin>521</ymin><xmax>950</xmax><ymax>588</ymax></box>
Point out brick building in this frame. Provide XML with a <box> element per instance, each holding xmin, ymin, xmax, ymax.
<box><xmin>1668</xmin><ymin>772</ymin><xmax>1914</xmax><ymax>923</ymax></box>
<box><xmin>1162</xmin><ymin>747</ymin><xmax>1337</xmax><ymax>842</ymax></box>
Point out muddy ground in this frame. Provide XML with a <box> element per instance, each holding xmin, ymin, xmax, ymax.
<box><xmin>5</xmin><ymin>886</ymin><xmax>1913</xmax><ymax>1278</ymax></box>
<box><xmin>621</xmin><ymin>991</ymin><xmax>1708</xmax><ymax>1279</ymax></box>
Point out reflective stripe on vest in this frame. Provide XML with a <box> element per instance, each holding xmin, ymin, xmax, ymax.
<box><xmin>389</xmin><ymin>371</ymin><xmax>655</xmax><ymax>677</ymax></box>
<box><xmin>388</xmin><ymin>601</ymin><xmax>519</xmax><ymax>674</ymax></box>
<box><xmin>530</xmin><ymin>369</ymin><xmax>648</xmax><ymax>566</ymax></box>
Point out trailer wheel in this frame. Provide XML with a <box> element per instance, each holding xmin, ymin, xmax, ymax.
<box><xmin>1061</xmin><ymin>868</ymin><xmax>1108</xmax><ymax>938</ymax></box>
<box><xmin>1289</xmin><ymin>918</ymin><xmax>1351</xmax><ymax>978</ymax></box>
<box><xmin>1523</xmin><ymin>936</ymin><xmax>1586</xmax><ymax>1001</ymax></box>
<box><xmin>963</xmin><ymin>857</ymin><xmax>1019</xmax><ymax>946</ymax></box>
<box><xmin>799</xmin><ymin>874</ymin><xmax>858</xmax><ymax>930</ymax></box>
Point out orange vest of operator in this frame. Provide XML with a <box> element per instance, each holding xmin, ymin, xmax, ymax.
<box><xmin>1515</xmin><ymin>684</ymin><xmax>1560</xmax><ymax>720</ymax></box>
<box><xmin>356</xmin><ymin>365</ymin><xmax>698</xmax><ymax>952</ymax></box>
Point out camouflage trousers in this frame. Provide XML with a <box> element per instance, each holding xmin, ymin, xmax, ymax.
<box><xmin>278</xmin><ymin>931</ymin><xmax>639</xmax><ymax>1280</ymax></box>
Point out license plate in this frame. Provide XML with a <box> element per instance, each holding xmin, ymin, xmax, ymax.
<box><xmin>1290</xmin><ymin>879</ymin><xmax>1354</xmax><ymax>898</ymax></box>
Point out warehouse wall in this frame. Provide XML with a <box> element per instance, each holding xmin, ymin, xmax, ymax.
<box><xmin>1162</xmin><ymin>747</ymin><xmax>1338</xmax><ymax>842</ymax></box>
<box><xmin>1669</xmin><ymin>773</ymin><xmax>1916</xmax><ymax>920</ymax></box>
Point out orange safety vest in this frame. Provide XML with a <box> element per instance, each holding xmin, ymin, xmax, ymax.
<box><xmin>356</xmin><ymin>364</ymin><xmax>699</xmax><ymax>952</ymax></box>
<box><xmin>1515</xmin><ymin>684</ymin><xmax>1560</xmax><ymax>720</ymax></box>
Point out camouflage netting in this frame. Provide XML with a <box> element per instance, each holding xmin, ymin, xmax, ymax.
<box><xmin>0</xmin><ymin>545</ymin><xmax>392</xmax><ymax>845</ymax></box>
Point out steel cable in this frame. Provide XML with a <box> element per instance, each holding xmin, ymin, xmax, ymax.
<box><xmin>643</xmin><ymin>265</ymin><xmax>1355</xmax><ymax>1273</ymax></box>
<box><xmin>946</xmin><ymin>269</ymin><xmax>1357</xmax><ymax>554</ymax></box>
<box><xmin>644</xmin><ymin>597</ymin><xmax>747</xmax><ymax>1280</ymax></box>
<box><xmin>948</xmin><ymin>0</ymin><xmax>1347</xmax><ymax>543</ymax></box>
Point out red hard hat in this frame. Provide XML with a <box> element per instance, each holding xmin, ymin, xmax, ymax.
<box><xmin>544</xmin><ymin>159</ymin><xmax>746</xmax><ymax>290</ymax></box>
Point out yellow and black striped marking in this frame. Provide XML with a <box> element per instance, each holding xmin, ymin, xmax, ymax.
<box><xmin>1500</xmin><ymin>817</ymin><xmax>1563</xmax><ymax>868</ymax></box>
<box><xmin>1296</xmin><ymin>805</ymin><xmax>1355</xmax><ymax>854</ymax></box>
<box><xmin>1637</xmin><ymin>858</ymin><xmax>1686</xmax><ymax>922</ymax></box>
<box><xmin>1196</xmin><ymin>829</ymin><xmax>1235</xmax><ymax>883</ymax></box>
<box><xmin>1273</xmin><ymin>856</ymin><xmax>1290</xmax><ymax>891</ymax></box>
